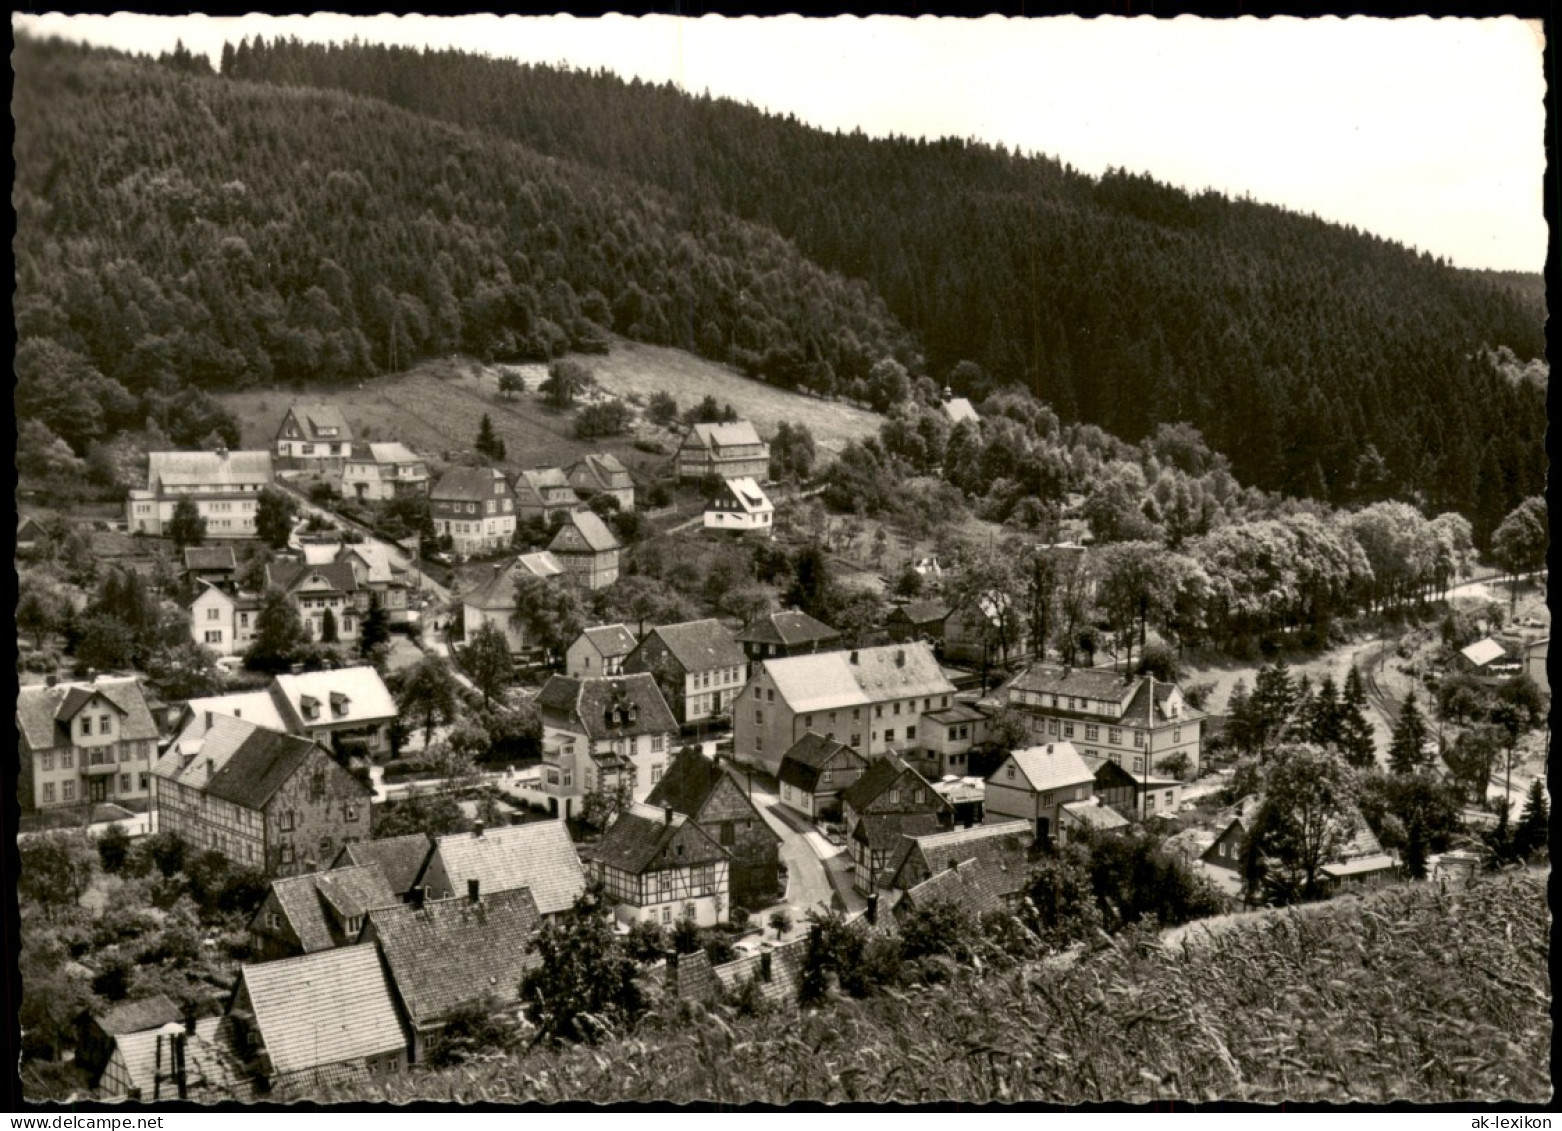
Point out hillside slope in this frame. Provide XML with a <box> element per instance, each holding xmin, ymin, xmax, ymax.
<box><xmin>351</xmin><ymin>871</ymin><xmax>1548</xmax><ymax>1105</ymax></box>
<box><xmin>225</xmin><ymin>39</ymin><xmax>1547</xmax><ymax>531</ymax></box>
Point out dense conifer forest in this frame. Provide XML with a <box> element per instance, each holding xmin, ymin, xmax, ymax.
<box><xmin>13</xmin><ymin>35</ymin><xmax>1546</xmax><ymax>544</ymax></box>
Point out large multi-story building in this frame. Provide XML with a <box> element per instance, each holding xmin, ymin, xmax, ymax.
<box><xmin>339</xmin><ymin>442</ymin><xmax>428</xmax><ymax>501</ymax></box>
<box><xmin>622</xmin><ymin>619</ymin><xmax>748</xmax><ymax>726</ymax></box>
<box><xmin>534</xmin><ymin>673</ymin><xmax>679</xmax><ymax>814</ymax></box>
<box><xmin>994</xmin><ymin>664</ymin><xmax>1204</xmax><ymax>777</ymax></box>
<box><xmin>588</xmin><ymin>802</ymin><xmax>732</xmax><ymax>928</ymax></box>
<box><xmin>16</xmin><ymin>677</ymin><xmax>160</xmax><ymax>811</ymax></box>
<box><xmin>733</xmin><ymin>642</ymin><xmax>957</xmax><ymax>777</ymax></box>
<box><xmin>126</xmin><ymin>449</ymin><xmax>274</xmax><ymax>538</ymax></box>
<box><xmin>274</xmin><ymin>403</ymin><xmax>354</xmax><ymax>466</ymax></box>
<box><xmin>676</xmin><ymin>421</ymin><xmax>771</xmax><ymax>482</ymax></box>
<box><xmin>264</xmin><ymin>559</ymin><xmax>361</xmax><ymax>644</ymax></box>
<box><xmin>151</xmin><ymin>715</ymin><xmax>372</xmax><ymax>876</ymax></box>
<box><xmin>430</xmin><ymin>468</ymin><xmax>516</xmax><ymax>559</ymax></box>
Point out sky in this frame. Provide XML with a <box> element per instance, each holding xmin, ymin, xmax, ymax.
<box><xmin>12</xmin><ymin>13</ymin><xmax>1548</xmax><ymax>273</ymax></box>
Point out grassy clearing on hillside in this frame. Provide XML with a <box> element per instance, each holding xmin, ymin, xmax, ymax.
<box><xmin>352</xmin><ymin>871</ymin><xmax>1548</xmax><ymax>1105</ymax></box>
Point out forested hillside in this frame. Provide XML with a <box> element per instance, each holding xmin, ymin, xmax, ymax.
<box><xmin>12</xmin><ymin>37</ymin><xmax>912</xmax><ymax>460</ymax></box>
<box><xmin>222</xmin><ymin>38</ymin><xmax>1547</xmax><ymax>526</ymax></box>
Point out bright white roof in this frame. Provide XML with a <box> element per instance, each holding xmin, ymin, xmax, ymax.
<box><xmin>1004</xmin><ymin>742</ymin><xmax>1096</xmax><ymax>793</ymax></box>
<box><xmin>1460</xmin><ymin>638</ymin><xmax>1507</xmax><ymax>667</ymax></box>
<box><xmin>765</xmin><ymin>652</ymin><xmax>871</xmax><ymax>714</ymax></box>
<box><xmin>272</xmin><ymin>666</ymin><xmax>397</xmax><ymax>727</ymax></box>
<box><xmin>722</xmin><ymin>476</ymin><xmax>773</xmax><ymax>514</ymax></box>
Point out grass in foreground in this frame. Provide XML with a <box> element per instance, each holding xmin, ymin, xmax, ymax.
<box><xmin>352</xmin><ymin>870</ymin><xmax>1549</xmax><ymax>1105</ymax></box>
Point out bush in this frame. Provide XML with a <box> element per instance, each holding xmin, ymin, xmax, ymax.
<box><xmin>575</xmin><ymin>400</ymin><xmax>633</xmax><ymax>439</ymax></box>
<box><xmin>96</xmin><ymin>823</ymin><xmax>132</xmax><ymax>874</ymax></box>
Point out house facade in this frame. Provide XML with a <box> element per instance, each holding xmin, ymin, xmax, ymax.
<box><xmin>16</xmin><ymin>677</ymin><xmax>160</xmax><ymax>811</ymax></box>
<box><xmin>274</xmin><ymin>403</ymin><xmax>354</xmax><ymax>466</ymax></box>
<box><xmin>998</xmin><ymin>665</ymin><xmax>1204</xmax><ymax>777</ymax></box>
<box><xmin>566</xmin><ymin>453</ymin><xmax>635</xmax><ymax>512</ymax></box>
<box><xmin>534</xmin><ymin>674</ymin><xmax>680</xmax><ymax>813</ymax></box>
<box><xmin>645</xmin><ymin>747</ymin><xmax>781</xmax><ymax>910</ymax></box>
<box><xmin>840</xmin><ymin>754</ymin><xmax>953</xmax><ymax>894</ymax></box>
<box><xmin>885</xmin><ymin>601</ymin><xmax>950</xmax><ymax>646</ymax></box>
<box><xmin>151</xmin><ymin>716</ymin><xmax>372</xmax><ymax>876</ymax></box>
<box><xmin>430</xmin><ymin>468</ymin><xmax>516</xmax><ymax>559</ymax></box>
<box><xmin>734</xmin><ymin>642</ymin><xmax>957</xmax><ymax>777</ymax></box>
<box><xmin>512</xmin><ymin>467</ymin><xmax>581</xmax><ymax>524</ymax></box>
<box><xmin>264</xmin><ymin>560</ymin><xmax>361</xmax><ymax>644</ymax></box>
<box><xmin>182</xmin><ymin>546</ymin><xmax>238</xmax><ymax>591</ymax></box>
<box><xmin>623</xmin><ymin>619</ymin><xmax>748</xmax><ymax>726</ymax></box>
<box><xmin>340</xmin><ymin>443</ymin><xmax>428</xmax><ymax>501</ymax></box>
<box><xmin>908</xmin><ymin>701</ymin><xmax>990</xmax><ymax>781</ymax></box>
<box><xmin>735</xmin><ymin>609</ymin><xmax>840</xmax><ymax>662</ymax></box>
<box><xmin>189</xmin><ymin>583</ymin><xmax>262</xmax><ymax>657</ymax></box>
<box><xmin>1093</xmin><ymin>759</ymin><xmax>1184</xmax><ymax>821</ymax></box>
<box><xmin>983</xmin><ymin>742</ymin><xmax>1098</xmax><ymax>846</ymax></box>
<box><xmin>776</xmin><ymin>733</ymin><xmax>869</xmax><ymax>821</ymax></box>
<box><xmin>548</xmin><ymin>510</ymin><xmax>621</xmax><ymax>589</ymax></box>
<box><xmin>126</xmin><ymin>449</ymin><xmax>274</xmax><ymax>538</ymax></box>
<box><xmin>565</xmin><ymin>623</ymin><xmax>638</xmax><ymax>679</ymax></box>
<box><xmin>703</xmin><ymin>476</ymin><xmax>774</xmax><ymax>535</ymax></box>
<box><xmin>460</xmin><ymin>553</ymin><xmax>567</xmax><ymax>654</ymax></box>
<box><xmin>269</xmin><ymin>667</ymin><xmax>399</xmax><ymax>758</ymax></box>
<box><xmin>588</xmin><ymin>803</ymin><xmax>732</xmax><ymax>928</ymax></box>
<box><xmin>247</xmin><ymin>864</ymin><xmax>399</xmax><ymax>962</ymax></box>
<box><xmin>677</xmin><ymin>421</ymin><xmax>771</xmax><ymax>481</ymax></box>
<box><xmin>309</xmin><ymin>542</ymin><xmax>413</xmax><ymax>618</ymax></box>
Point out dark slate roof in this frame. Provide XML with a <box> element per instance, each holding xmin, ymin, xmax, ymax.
<box><xmin>263</xmin><ymin>866</ymin><xmax>399</xmax><ymax>954</ymax></box>
<box><xmin>534</xmin><ymin>673</ymin><xmax>678</xmax><ymax>740</ymax></box>
<box><xmin>432</xmin><ymin>466</ymin><xmax>510</xmax><ymax>503</ymax></box>
<box><xmin>884</xmin><ymin>820</ymin><xmax>1033</xmax><ymax>895</ymax></box>
<box><xmin>710</xmin><ymin>935</ymin><xmax>810</xmax><ymax>1006</ymax></box>
<box><xmin>890</xmin><ymin>600</ymin><xmax>951</xmax><ymax>627</ymax></box>
<box><xmin>590</xmin><ymin>804</ymin><xmax>728</xmax><ymax>875</ymax></box>
<box><xmin>284</xmin><ymin>403</ymin><xmax>352</xmax><ymax>442</ymax></box>
<box><xmin>369</xmin><ymin>887</ymin><xmax>543</xmax><ymax>1028</ymax></box>
<box><xmin>736</xmin><ymin>609</ymin><xmax>840</xmax><ymax>648</ymax></box>
<box><xmin>425</xmin><ymin>822</ymin><xmax>585</xmax><ymax>916</ymax></box>
<box><xmin>840</xmin><ymin>753</ymin><xmax>943</xmax><ymax>814</ymax></box>
<box><xmin>579</xmin><ymin>623</ymin><xmax>639</xmax><ymax>658</ymax></box>
<box><xmin>852</xmin><ymin>811</ymin><xmax>946</xmax><ymax>853</ymax></box>
<box><xmin>777</xmin><ymin>733</ymin><xmax>865</xmax><ymax>792</ymax></box>
<box><xmin>183</xmin><ymin>546</ymin><xmax>238</xmax><ymax>572</ymax></box>
<box><xmin>333</xmin><ymin>835</ymin><xmax>434</xmax><ymax>898</ymax></box>
<box><xmin>1119</xmin><ymin>677</ymin><xmax>1204</xmax><ymax>727</ymax></box>
<box><xmin>896</xmin><ymin>857</ymin><xmax>1008</xmax><ymax>921</ymax></box>
<box><xmin>643</xmin><ymin>747</ymin><xmax>724</xmax><ymax>818</ymax></box>
<box><xmin>656</xmin><ymin>949</ymin><xmax>721</xmax><ymax>1003</ymax></box>
<box><xmin>550</xmin><ymin>509</ymin><xmax>620</xmax><ymax>553</ymax></box>
<box><xmin>203</xmin><ymin>728</ymin><xmax>327</xmax><ymax>811</ymax></box>
<box><xmin>642</xmin><ymin>619</ymin><xmax>747</xmax><ymax>673</ymax></box>
<box><xmin>265</xmin><ymin>559</ymin><xmax>359</xmax><ymax>595</ymax></box>
<box><xmin>1002</xmin><ymin>662</ymin><xmax>1137</xmax><ymax>702</ymax></box>
<box><xmin>17</xmin><ymin>678</ymin><xmax>160</xmax><ymax>751</ymax></box>
<box><xmin>95</xmin><ymin>995</ymin><xmax>182</xmax><ymax>1036</ymax></box>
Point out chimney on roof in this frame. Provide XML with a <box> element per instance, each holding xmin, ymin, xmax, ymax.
<box><xmin>206</xmin><ymin>758</ymin><xmax>214</xmax><ymax>777</ymax></box>
<box><xmin>1047</xmin><ymin>743</ymin><xmax>1053</xmax><ymax>754</ymax></box>
<box><xmin>205</xmin><ymin>711</ymin><xmax>214</xmax><ymax>730</ymax></box>
<box><xmin>865</xmin><ymin>892</ymin><xmax>879</xmax><ymax>925</ymax></box>
<box><xmin>850</xmin><ymin>650</ymin><xmax>859</xmax><ymax>664</ymax></box>
<box><xmin>410</xmin><ymin>884</ymin><xmax>426</xmax><ymax>910</ymax></box>
<box><xmin>468</xmin><ymin>878</ymin><xmax>480</xmax><ymax>904</ymax></box>
<box><xmin>473</xmin><ymin>819</ymin><xmax>484</xmax><ymax>838</ymax></box>
<box><xmin>216</xmin><ymin>445</ymin><xmax>228</xmax><ymax>460</ymax></box>
<box><xmin>895</xmin><ymin>649</ymin><xmax>906</xmax><ymax>668</ymax></box>
<box><xmin>45</xmin><ymin>674</ymin><xmax>57</xmax><ymax>688</ymax></box>
<box><xmin>663</xmin><ymin>802</ymin><xmax>674</xmax><ymax>826</ymax></box>
<box><xmin>759</xmin><ymin>951</ymin><xmax>773</xmax><ymax>982</ymax></box>
<box><xmin>964</xmin><ymin>809</ymin><xmax>975</xmax><ymax>830</ymax></box>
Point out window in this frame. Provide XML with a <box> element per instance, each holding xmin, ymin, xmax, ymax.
<box><xmin>119</xmin><ymin>746</ymin><xmax>130</xmax><ymax>763</ymax></box>
<box><xmin>1133</xmin><ymin>757</ymin><xmax>1145</xmax><ymax>774</ymax></box>
<box><xmin>1109</xmin><ymin>728</ymin><xmax>1122</xmax><ymax>744</ymax></box>
<box><xmin>720</xmin><ymin>821</ymin><xmax>736</xmax><ymax>846</ymax></box>
<box><xmin>853</xmin><ymin>708</ymin><xmax>861</xmax><ymax>720</ymax></box>
<box><xmin>320</xmin><ymin>837</ymin><xmax>333</xmax><ymax>857</ymax></box>
<box><xmin>63</xmin><ymin>781</ymin><xmax>75</xmax><ymax>802</ymax></box>
<box><xmin>888</xmin><ymin>788</ymin><xmax>900</xmax><ymax>804</ymax></box>
<box><xmin>61</xmin><ymin>749</ymin><xmax>74</xmax><ymax>769</ymax></box>
<box><xmin>651</xmin><ymin>765</ymin><xmax>664</xmax><ymax>784</ymax></box>
<box><xmin>803</xmin><ymin>715</ymin><xmax>812</xmax><ymax>728</ymax></box>
<box><xmin>766</xmin><ymin>689</ymin><xmax>774</xmax><ymax>702</ymax></box>
<box><xmin>1047</xmin><ymin>720</ymin><xmax>1059</xmax><ymax>736</ymax></box>
<box><xmin>1067</xmin><ymin>697</ymin><xmax>1076</xmax><ymax>709</ymax></box>
<box><xmin>344</xmin><ymin>804</ymin><xmax>359</xmax><ymax>822</ymax></box>
<box><xmin>948</xmin><ymin>728</ymin><xmax>958</xmax><ymax>741</ymax></box>
<box><xmin>684</xmin><ymin>902</ymin><xmax>697</xmax><ymax>921</ymax></box>
<box><xmin>310</xmin><ymin>771</ymin><xmax>326</xmax><ymax>801</ymax></box>
<box><xmin>41</xmin><ymin>752</ymin><xmax>53</xmax><ymax>772</ymax></box>
<box><xmin>207</xmin><ymin>607</ymin><xmax>221</xmax><ymax>621</ymax></box>
<box><xmin>923</xmin><ymin>698</ymin><xmax>931</xmax><ymax>710</ymax></box>
<box><xmin>893</xmin><ymin>702</ymin><xmax>901</xmax><ymax>716</ymax></box>
<box><xmin>1173</xmin><ymin>728</ymin><xmax>1181</xmax><ymax>743</ymax></box>
<box><xmin>140</xmin><ymin>773</ymin><xmax>149</xmax><ymax>791</ymax></box>
<box><xmin>205</xmin><ymin>630</ymin><xmax>223</xmax><ymax>644</ymax></box>
<box><xmin>1145</xmin><ymin>794</ymin><xmax>1156</xmax><ymax>812</ymax></box>
<box><xmin>662</xmin><ymin>906</ymin><xmax>672</xmax><ymax>924</ymax></box>
<box><xmin>755</xmin><ymin>710</ymin><xmax>764</xmax><ymax>727</ymax></box>
<box><xmin>820</xmin><ymin>769</ymin><xmax>833</xmax><ymax>785</ymax></box>
<box><xmin>1006</xmin><ymin>766</ymin><xmax>1016</xmax><ymax>780</ymax></box>
<box><xmin>884</xmin><ymin>729</ymin><xmax>895</xmax><ymax>744</ymax></box>
<box><xmin>43</xmin><ymin>783</ymin><xmax>55</xmax><ymax>803</ymax></box>
<box><xmin>1085</xmin><ymin>725</ymin><xmax>1099</xmax><ymax>741</ymax></box>
<box><xmin>1063</xmin><ymin>723</ymin><xmax>1074</xmax><ymax>738</ymax></box>
<box><xmin>120</xmin><ymin>774</ymin><xmax>131</xmax><ymax>793</ymax></box>
<box><xmin>754</xmin><ymin>686</ymin><xmax>762</xmax><ymax>699</ymax></box>
<box><xmin>875</xmin><ymin>706</ymin><xmax>884</xmax><ymax>719</ymax></box>
<box><xmin>279</xmin><ymin>811</ymin><xmax>295</xmax><ymax>831</ymax></box>
<box><xmin>80</xmin><ymin>718</ymin><xmax>92</xmax><ymax>737</ymax></box>
<box><xmin>1133</xmin><ymin>732</ymin><xmax>1145</xmax><ymax>748</ymax></box>
<box><xmin>850</xmin><ymin>734</ymin><xmax>862</xmax><ymax>748</ymax></box>
<box><xmin>1042</xmin><ymin>792</ymin><xmax>1053</xmax><ymax>806</ymax></box>
<box><xmin>906</xmin><ymin>726</ymin><xmax>916</xmax><ymax>741</ymax></box>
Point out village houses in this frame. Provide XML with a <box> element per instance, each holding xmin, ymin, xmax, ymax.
<box><xmin>983</xmin><ymin>741</ymin><xmax>1099</xmax><ymax>847</ymax></box>
<box><xmin>548</xmin><ymin>509</ymin><xmax>621</xmax><ymax>589</ymax></box>
<box><xmin>885</xmin><ymin>600</ymin><xmax>951</xmax><ymax>648</ymax></box>
<box><xmin>264</xmin><ymin>559</ymin><xmax>361</xmax><ymax>644</ymax></box>
<box><xmin>413</xmin><ymin>820</ymin><xmax>586</xmax><ymax>920</ymax></box>
<box><xmin>587</xmin><ymin>802</ymin><xmax>732</xmax><ymax>928</ymax></box>
<box><xmin>644</xmin><ymin>747</ymin><xmax>781</xmax><ymax>910</ymax></box>
<box><xmin>269</xmin><ymin>666</ymin><xmax>399</xmax><ymax>759</ymax></box>
<box><xmin>339</xmin><ymin>442</ymin><xmax>428</xmax><ymax>501</ymax></box>
<box><xmin>734</xmin><ymin>641</ymin><xmax>956</xmax><ymax>777</ymax></box>
<box><xmin>301</xmin><ymin>541</ymin><xmax>415</xmax><ymax>620</ymax></box>
<box><xmin>735</xmin><ymin>608</ymin><xmax>841</xmax><ymax>662</ymax></box>
<box><xmin>511</xmin><ymin>467</ymin><xmax>581</xmax><ymax>524</ymax></box>
<box><xmin>17</xmin><ymin>676</ymin><xmax>161</xmax><ymax>812</ymax></box>
<box><xmin>459</xmin><ymin>552</ymin><xmax>567</xmax><ymax>654</ymax></box>
<box><xmin>247</xmin><ymin>864</ymin><xmax>400</xmax><ymax>962</ymax></box>
<box><xmin>996</xmin><ymin>664</ymin><xmax>1204</xmax><ymax>777</ymax></box>
<box><xmin>151</xmin><ymin>715</ymin><xmax>372</xmax><ymax>876</ymax></box>
<box><xmin>565</xmin><ymin>623</ymin><xmax>638</xmax><ymax>679</ymax></box>
<box><xmin>533</xmin><ymin>673</ymin><xmax>680</xmax><ymax>813</ymax></box>
<box><xmin>677</xmin><ymin>420</ymin><xmax>772</xmax><ymax>482</ymax></box>
<box><xmin>776</xmin><ymin>732</ymin><xmax>869</xmax><ymax>821</ymax></box>
<box><xmin>331</xmin><ymin>833</ymin><xmax>435</xmax><ymax>902</ymax></box>
<box><xmin>430</xmin><ymin>467</ymin><xmax>516</xmax><ymax>559</ymax></box>
<box><xmin>622</xmin><ymin>618</ymin><xmax>748</xmax><ymax>727</ymax></box>
<box><xmin>126</xmin><ymin>449</ymin><xmax>275</xmax><ymax>538</ymax></box>
<box><xmin>182</xmin><ymin>546</ymin><xmax>239</xmax><ymax>591</ymax></box>
<box><xmin>566</xmin><ymin>452</ymin><xmax>635</xmax><ymax>511</ymax></box>
<box><xmin>703</xmin><ymin>475</ymin><xmax>774</xmax><ymax>535</ymax></box>
<box><xmin>274</xmin><ymin>403</ymin><xmax>354</xmax><ymax>467</ymax></box>
<box><xmin>840</xmin><ymin>754</ymin><xmax>954</xmax><ymax>894</ymax></box>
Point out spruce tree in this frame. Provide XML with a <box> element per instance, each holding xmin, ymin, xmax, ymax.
<box><xmin>1307</xmin><ymin>673</ymin><xmax>1343</xmax><ymax>749</ymax></box>
<box><xmin>1403</xmin><ymin>819</ymin><xmax>1429</xmax><ymax>880</ymax></box>
<box><xmin>476</xmin><ymin>413</ymin><xmax>499</xmax><ymax>459</ymax></box>
<box><xmin>1339</xmin><ymin>667</ymin><xmax>1378</xmax><ymax>769</ymax></box>
<box><xmin>1515</xmin><ymin>777</ymin><xmax>1549</xmax><ymax>859</ymax></box>
<box><xmin>358</xmin><ymin>592</ymin><xmax>391</xmax><ymax>658</ymax></box>
<box><xmin>1388</xmin><ymin>690</ymin><xmax>1431</xmax><ymax>775</ymax></box>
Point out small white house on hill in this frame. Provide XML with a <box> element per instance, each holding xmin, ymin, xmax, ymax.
<box><xmin>704</xmin><ymin>477</ymin><xmax>773</xmax><ymax>535</ymax></box>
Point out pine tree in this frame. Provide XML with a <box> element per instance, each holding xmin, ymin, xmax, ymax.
<box><xmin>1403</xmin><ymin>818</ymin><xmax>1429</xmax><ymax>880</ymax></box>
<box><xmin>1339</xmin><ymin>667</ymin><xmax>1377</xmax><ymax>769</ymax></box>
<box><xmin>358</xmin><ymin>592</ymin><xmax>391</xmax><ymax>658</ymax></box>
<box><xmin>1514</xmin><ymin>777</ymin><xmax>1549</xmax><ymax>859</ymax></box>
<box><xmin>321</xmin><ymin>607</ymin><xmax>339</xmax><ymax>644</ymax></box>
<box><xmin>1388</xmin><ymin>690</ymin><xmax>1431</xmax><ymax>775</ymax></box>
<box><xmin>1306</xmin><ymin>673</ymin><xmax>1343</xmax><ymax>749</ymax></box>
<box><xmin>475</xmin><ymin>414</ymin><xmax>500</xmax><ymax>459</ymax></box>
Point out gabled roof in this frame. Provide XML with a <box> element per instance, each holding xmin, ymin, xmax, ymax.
<box><xmin>368</xmin><ymin>887</ymin><xmax>542</xmax><ymax>1028</ymax></box>
<box><xmin>710</xmin><ymin>933</ymin><xmax>810</xmax><ymax>1006</ymax></box>
<box><xmin>175</xmin><ymin>690</ymin><xmax>288</xmax><ymax>746</ymax></box>
<box><xmin>1119</xmin><ymin>677</ymin><xmax>1201</xmax><ymax>727</ymax></box>
<box><xmin>777</xmin><ymin>733</ymin><xmax>866</xmax><ymax>792</ymax></box>
<box><xmin>897</xmin><ymin>855</ymin><xmax>1011</xmax><ymax>921</ymax></box>
<box><xmin>764</xmin><ymin>643</ymin><xmax>954</xmax><ymax>714</ymax></box>
<box><xmin>686</xmin><ymin>421</ymin><xmax>764</xmax><ymax>449</ymax></box>
<box><xmin>1061</xmin><ymin>798</ymin><xmax>1131</xmax><ymax>832</ymax></box>
<box><xmin>657</xmin><ymin>948</ymin><xmax>720</xmax><ymax>1003</ymax></box>
<box><xmin>639</xmin><ymin>619</ymin><xmax>747</xmax><ymax>673</ymax></box>
<box><xmin>183</xmin><ymin>546</ymin><xmax>238</xmax><ymax>572</ymax></box>
<box><xmin>568</xmin><ymin>452</ymin><xmax>630</xmax><ymax>489</ymax></box>
<box><xmin>942</xmin><ymin>397</ymin><xmax>980</xmax><ymax>426</ymax></box>
<box><xmin>205</xmin><ymin>727</ymin><xmax>331</xmax><ymax>811</ymax></box>
<box><xmin>95</xmin><ymin>995</ymin><xmax>182</xmax><ymax>1036</ymax></box>
<box><xmin>735</xmin><ymin>609</ymin><xmax>840</xmax><ymax>648</ymax></box>
<box><xmin>1000</xmin><ymin>743</ymin><xmax>1097</xmax><ymax>794</ymax></box>
<box><xmin>848</xmin><ymin>642</ymin><xmax>954</xmax><ymax>701</ymax></box>
<box><xmin>337</xmin><ymin>542</ymin><xmax>401</xmax><ymax>586</ymax></box>
<box><xmin>643</xmin><ymin>747</ymin><xmax>725</xmax><ymax>818</ymax></box>
<box><xmin>1460</xmin><ymin>637</ymin><xmax>1508</xmax><ymax>668</ymax></box>
<box><xmin>840</xmin><ymin>753</ymin><xmax>943</xmax><ymax>814</ymax></box>
<box><xmin>282</xmin><ymin>403</ymin><xmax>352</xmax><ymax>442</ymax></box>
<box><xmin>333</xmin><ymin>835</ymin><xmax>434</xmax><ymax>898</ymax></box>
<box><xmin>577</xmin><ymin>623</ymin><xmax>638</xmax><ymax>659</ymax></box>
<box><xmin>884</xmin><ymin>820</ymin><xmax>1032</xmax><ymax>894</ymax></box>
<box><xmin>110</xmin><ymin>1015</ymin><xmax>256</xmax><ymax>1101</ymax></box>
<box><xmin>852</xmin><ymin>810</ymin><xmax>946</xmax><ymax>852</ymax></box>
<box><xmin>550</xmin><ymin>509</ymin><xmax>620</xmax><ymax>554</ymax></box>
<box><xmin>263</xmin><ymin>866</ymin><xmax>399</xmax><ymax>954</ymax></box>
<box><xmin>237</xmin><ymin>946</ymin><xmax>405</xmax><ymax>1078</ymax></box>
<box><xmin>762</xmin><ymin>652</ymin><xmax>870</xmax><ymax>714</ymax></box>
<box><xmin>513</xmin><ymin>466</ymin><xmax>575</xmax><ymax>497</ymax></box>
<box><xmin>1002</xmin><ymin>663</ymin><xmax>1135</xmax><ymax>703</ymax></box>
<box><xmin>461</xmin><ymin>554</ymin><xmax>567</xmax><ymax>610</ymax></box>
<box><xmin>424</xmin><ymin>822</ymin><xmax>585</xmax><ymax>916</ymax></box>
<box><xmin>431</xmin><ymin>466</ymin><xmax>510</xmax><ymax>503</ymax></box>
<box><xmin>1093</xmin><ymin>760</ymin><xmax>1182</xmax><ymax>793</ymax></box>
<box><xmin>534</xmin><ymin>673</ymin><xmax>678</xmax><ymax>741</ymax></box>
<box><xmin>148</xmin><ymin>450</ymin><xmax>273</xmax><ymax>490</ymax></box>
<box><xmin>713</xmin><ymin>476</ymin><xmax>772</xmax><ymax>514</ymax></box>
<box><xmin>891</xmin><ymin>600</ymin><xmax>951</xmax><ymax>626</ymax></box>
<box><xmin>270</xmin><ymin>666</ymin><xmax>397</xmax><ymax>731</ymax></box>
<box><xmin>265</xmin><ymin>559</ymin><xmax>359</xmax><ymax>595</ymax></box>
<box><xmin>16</xmin><ymin>515</ymin><xmax>47</xmax><ymax>540</ymax></box>
<box><xmin>590</xmin><ymin>803</ymin><xmax>729</xmax><ymax>875</ymax></box>
<box><xmin>17</xmin><ymin>677</ymin><xmax>160</xmax><ymax>751</ymax></box>
<box><xmin>346</xmin><ymin>441</ymin><xmax>421</xmax><ymax>465</ymax></box>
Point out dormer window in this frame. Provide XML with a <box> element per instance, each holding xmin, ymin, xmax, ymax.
<box><xmin>300</xmin><ymin>695</ymin><xmax>321</xmax><ymax>721</ymax></box>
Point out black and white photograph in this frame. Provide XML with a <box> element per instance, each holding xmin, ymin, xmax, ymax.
<box><xmin>9</xmin><ymin>11</ymin><xmax>1550</xmax><ymax>1110</ymax></box>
